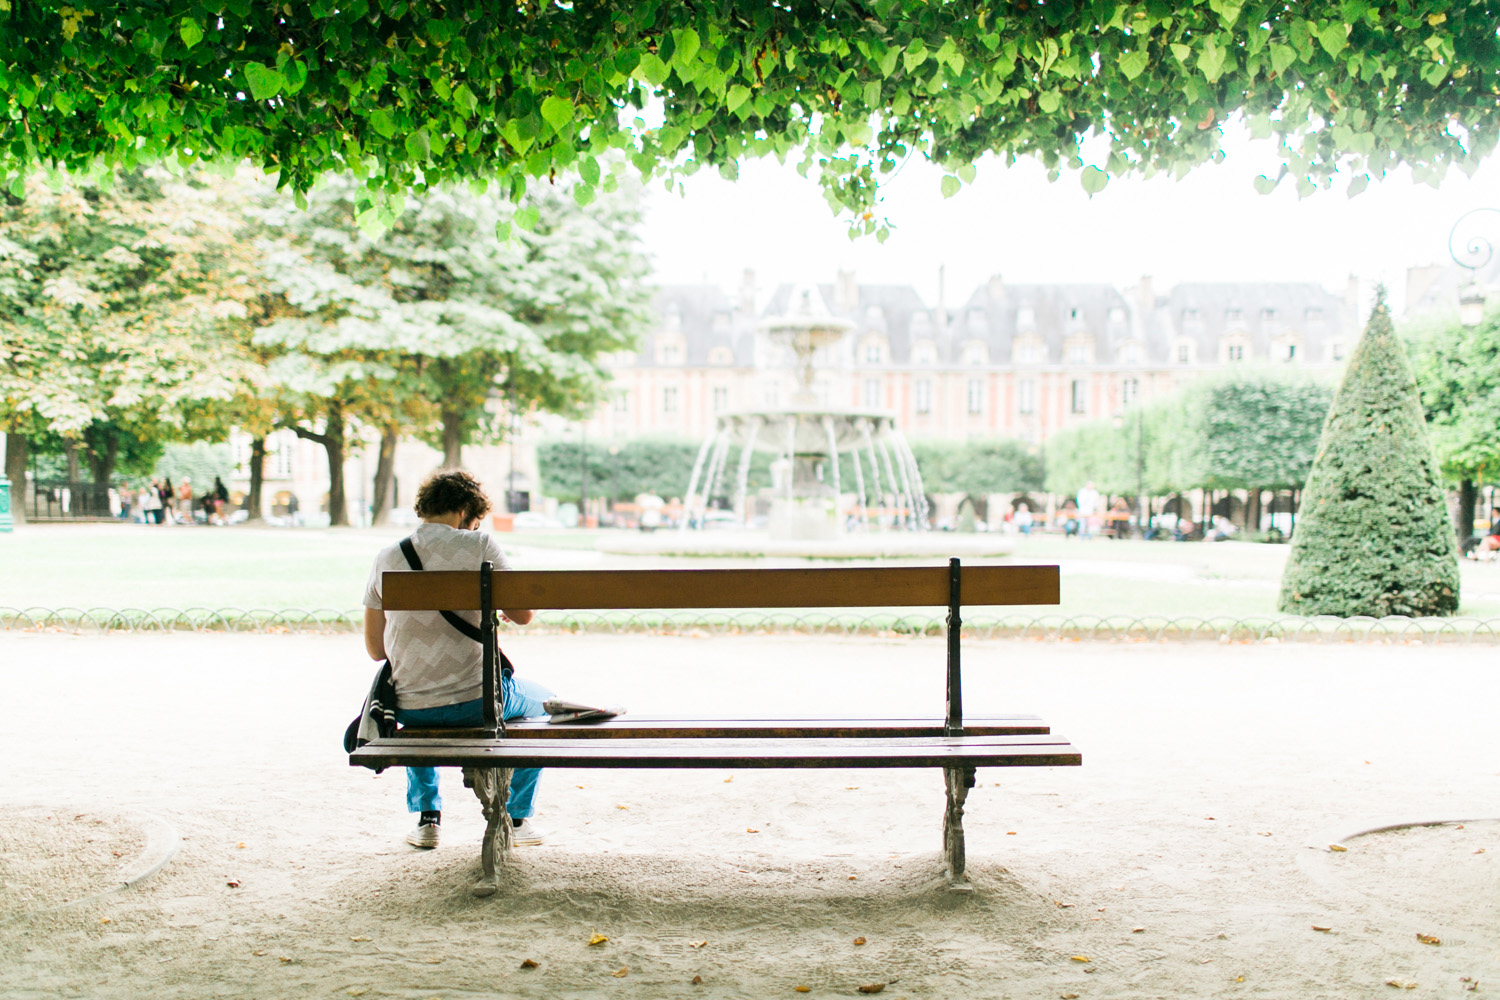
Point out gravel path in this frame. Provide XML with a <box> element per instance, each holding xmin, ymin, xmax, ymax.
<box><xmin>1</xmin><ymin>631</ymin><xmax>1496</xmax><ymax>999</ymax></box>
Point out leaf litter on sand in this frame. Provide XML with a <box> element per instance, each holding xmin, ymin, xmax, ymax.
<box><xmin>588</xmin><ymin>932</ymin><xmax>608</xmax><ymax>946</ymax></box>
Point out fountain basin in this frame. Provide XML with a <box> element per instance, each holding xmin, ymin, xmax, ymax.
<box><xmin>599</xmin><ymin>530</ymin><xmax>1016</xmax><ymax>560</ymax></box>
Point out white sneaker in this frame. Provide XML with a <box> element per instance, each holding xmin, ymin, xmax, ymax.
<box><xmin>406</xmin><ymin>820</ymin><xmax>440</xmax><ymax>849</ymax></box>
<box><xmin>510</xmin><ymin>818</ymin><xmax>544</xmax><ymax>846</ymax></box>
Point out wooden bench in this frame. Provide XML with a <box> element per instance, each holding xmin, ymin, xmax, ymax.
<box><xmin>350</xmin><ymin>559</ymin><xmax>1078</xmax><ymax>896</ymax></box>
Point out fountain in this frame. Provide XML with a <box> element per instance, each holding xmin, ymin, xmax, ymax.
<box><xmin>602</xmin><ymin>284</ymin><xmax>1014</xmax><ymax>558</ymax></box>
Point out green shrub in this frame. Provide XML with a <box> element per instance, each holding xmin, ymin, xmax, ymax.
<box><xmin>1278</xmin><ymin>290</ymin><xmax>1459</xmax><ymax>617</ymax></box>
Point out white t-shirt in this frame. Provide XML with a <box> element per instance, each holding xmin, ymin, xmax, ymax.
<box><xmin>362</xmin><ymin>522</ymin><xmax>512</xmax><ymax>710</ymax></box>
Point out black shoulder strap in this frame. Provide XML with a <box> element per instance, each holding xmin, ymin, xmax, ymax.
<box><xmin>398</xmin><ymin>535</ymin><xmax>485</xmax><ymax>644</ymax></box>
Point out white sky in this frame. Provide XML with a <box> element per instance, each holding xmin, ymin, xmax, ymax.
<box><xmin>640</xmin><ymin>123</ymin><xmax>1500</xmax><ymax>312</ymax></box>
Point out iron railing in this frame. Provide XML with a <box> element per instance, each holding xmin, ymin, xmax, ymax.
<box><xmin>5</xmin><ymin>607</ymin><xmax>1500</xmax><ymax>644</ymax></box>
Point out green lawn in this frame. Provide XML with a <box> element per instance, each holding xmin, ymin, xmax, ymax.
<box><xmin>3</xmin><ymin>522</ymin><xmax>1499</xmax><ymax>620</ymax></box>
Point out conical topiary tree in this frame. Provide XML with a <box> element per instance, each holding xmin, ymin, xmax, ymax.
<box><xmin>1278</xmin><ymin>288</ymin><xmax>1459</xmax><ymax>617</ymax></box>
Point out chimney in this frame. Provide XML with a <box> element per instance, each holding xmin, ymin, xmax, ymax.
<box><xmin>987</xmin><ymin>273</ymin><xmax>1005</xmax><ymax>302</ymax></box>
<box><xmin>1136</xmin><ymin>274</ymin><xmax>1154</xmax><ymax>314</ymax></box>
<box><xmin>937</xmin><ymin>265</ymin><xmax>948</xmax><ymax>335</ymax></box>
<box><xmin>836</xmin><ymin>269</ymin><xmax>858</xmax><ymax>313</ymax></box>
<box><xmin>739</xmin><ymin>268</ymin><xmax>757</xmax><ymax>317</ymax></box>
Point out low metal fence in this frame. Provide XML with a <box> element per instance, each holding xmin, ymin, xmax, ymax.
<box><xmin>4</xmin><ymin>607</ymin><xmax>1500</xmax><ymax>644</ymax></box>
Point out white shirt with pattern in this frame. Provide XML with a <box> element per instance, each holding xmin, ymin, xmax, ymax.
<box><xmin>362</xmin><ymin>522</ymin><xmax>512</xmax><ymax>710</ymax></box>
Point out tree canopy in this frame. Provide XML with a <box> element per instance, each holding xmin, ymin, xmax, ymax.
<box><xmin>3</xmin><ymin>2</ymin><xmax>1496</xmax><ymax>235</ymax></box>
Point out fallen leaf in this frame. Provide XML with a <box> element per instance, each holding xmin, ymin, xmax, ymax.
<box><xmin>1329</xmin><ymin>844</ymin><xmax>1348</xmax><ymax>852</ymax></box>
<box><xmin>1416</xmin><ymin>933</ymin><xmax>1440</xmax><ymax>945</ymax></box>
<box><xmin>349</xmin><ymin>936</ymin><xmax>371</xmax><ymax>942</ymax></box>
<box><xmin>1258</xmin><ymin>832</ymin><xmax>1273</xmax><ymax>837</ymax></box>
<box><xmin>796</xmin><ymin>987</ymin><xmax>811</xmax><ymax>993</ymax></box>
<box><xmin>747</xmin><ymin>828</ymin><xmax>760</xmax><ymax>834</ymax></box>
<box><xmin>848</xmin><ymin>875</ymin><xmax>857</xmax><ymax>881</ymax></box>
<box><xmin>854</xmin><ymin>936</ymin><xmax>867</xmax><ymax>946</ymax></box>
<box><xmin>616</xmin><ymin>804</ymin><xmax>629</xmax><ymax>810</ymax></box>
<box><xmin>99</xmin><ymin>917</ymin><xmax>112</xmax><ymax>924</ymax></box>
<box><xmin>857</xmin><ymin>985</ymin><xmax>886</xmax><ymax>994</ymax></box>
<box><xmin>692</xmin><ymin>975</ymin><xmax>704</xmax><ymax>985</ymax></box>
<box><xmin>723</xmin><ymin>776</ymin><xmax>733</xmax><ymax>783</ymax></box>
<box><xmin>1465</xmin><ymin>983</ymin><xmax>1478</xmax><ymax>993</ymax></box>
<box><xmin>520</xmin><ymin>958</ymin><xmax>539</xmax><ymax>969</ymax></box>
<box><xmin>1385</xmin><ymin>979</ymin><xmax>1418</xmax><ymax>990</ymax></box>
<box><xmin>1476</xmin><ymin>848</ymin><xmax>1487</xmax><ymax>854</ymax></box>
<box><xmin>1098</xmin><ymin>907</ymin><xmax>1106</xmax><ymax>912</ymax></box>
<box><xmin>1056</xmin><ymin>902</ymin><xmax>1074</xmax><ymax>908</ymax></box>
<box><xmin>226</xmin><ymin>879</ymin><xmax>241</xmax><ymax>888</ymax></box>
<box><xmin>1235</xmin><ymin>975</ymin><xmax>1245</xmax><ymax>982</ymax></box>
<box><xmin>1062</xmin><ymin>994</ymin><xmax>1080</xmax><ymax>999</ymax></box>
<box><xmin>278</xmin><ymin>956</ymin><xmax>291</xmax><ymax>964</ymax></box>
<box><xmin>1007</xmin><ymin>831</ymin><xmax>1018</xmax><ymax>836</ymax></box>
<box><xmin>237</xmin><ymin>842</ymin><xmax>246</xmax><ymax>849</ymax></box>
<box><xmin>689</xmin><ymin>940</ymin><xmax>707</xmax><ymax>948</ymax></box>
<box><xmin>1132</xmin><ymin>927</ymin><xmax>1145</xmax><ymax>933</ymax></box>
<box><xmin>845</xmin><ymin>786</ymin><xmax>859</xmax><ymax>790</ymax></box>
<box><xmin>588</xmin><ymin>933</ymin><xmax>609</xmax><ymax>946</ymax></box>
<box><xmin>1071</xmin><ymin>955</ymin><xmax>1091</xmax><ymax>963</ymax></box>
<box><xmin>1313</xmin><ymin>925</ymin><xmax>1332</xmax><ymax>933</ymax></box>
<box><xmin>252</xmin><ymin>950</ymin><xmax>267</xmax><ymax>957</ymax></box>
<box><xmin>112</xmin><ymin>850</ymin><xmax>124</xmax><ymax>857</ymax></box>
<box><xmin>576</xmin><ymin>784</ymin><xmax>586</xmax><ymax>789</ymax></box>
<box><xmin>347</xmin><ymin>989</ymin><xmax>370</xmax><ymax>997</ymax></box>
<box><xmin>612</xmin><ymin>966</ymin><xmax>629</xmax><ymax>977</ymax></box>
<box><xmin>1204</xmin><ymin>816</ymin><xmax>1216</xmax><ymax>821</ymax></box>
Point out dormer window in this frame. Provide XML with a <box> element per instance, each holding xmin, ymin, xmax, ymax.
<box><xmin>961</xmin><ymin>341</ymin><xmax>989</xmax><ymax>366</ymax></box>
<box><xmin>1305</xmin><ymin>307</ymin><xmax>1324</xmax><ymax>324</ymax></box>
<box><xmin>1016</xmin><ymin>306</ymin><xmax>1037</xmax><ymax>330</ymax></box>
<box><xmin>1226</xmin><ymin>308</ymin><xmax>1243</xmax><ymax>324</ymax></box>
<box><xmin>910</xmin><ymin>340</ymin><xmax>937</xmax><ymax>365</ymax></box>
<box><xmin>1261</xmin><ymin>307</ymin><xmax>1277</xmax><ymax>321</ymax></box>
<box><xmin>707</xmin><ymin>345</ymin><xmax>735</xmax><ymax>366</ymax></box>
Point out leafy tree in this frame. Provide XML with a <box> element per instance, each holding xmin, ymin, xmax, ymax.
<box><xmin>2</xmin><ymin>3</ymin><xmax>1495</xmax><ymax>234</ymax></box>
<box><xmin>540</xmin><ymin>437</ymin><xmax>712</xmax><ymax>505</ymax></box>
<box><xmin>911</xmin><ymin>438</ymin><xmax>1044</xmax><ymax>497</ymax></box>
<box><xmin>1203</xmin><ymin>376</ymin><xmax>1333</xmax><ymax>490</ymax></box>
<box><xmin>1407</xmin><ymin>309</ymin><xmax>1500</xmax><ymax>550</ymax></box>
<box><xmin>1278</xmin><ymin>290</ymin><xmax>1459</xmax><ymax>617</ymax></box>
<box><xmin>0</xmin><ymin>167</ymin><xmax>259</xmax><ymax>508</ymax></box>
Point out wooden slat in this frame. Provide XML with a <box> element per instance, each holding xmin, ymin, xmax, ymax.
<box><xmin>382</xmin><ymin>564</ymin><xmax>1060</xmax><ymax>611</ymax></box>
<box><xmin>350</xmin><ymin>733</ymin><xmax>1082</xmax><ymax>770</ymax></box>
<box><xmin>396</xmin><ymin>715</ymin><xmax>1051</xmax><ymax>740</ymax></box>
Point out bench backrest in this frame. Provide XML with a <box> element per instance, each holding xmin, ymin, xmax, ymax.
<box><xmin>380</xmin><ymin>560</ymin><xmax>1059</xmax><ymax>738</ymax></box>
<box><xmin>382</xmin><ymin>564</ymin><xmax>1059</xmax><ymax>611</ymax></box>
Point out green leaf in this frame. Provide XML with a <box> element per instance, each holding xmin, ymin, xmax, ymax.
<box><xmin>1079</xmin><ymin>165</ymin><xmax>1108</xmax><ymax>196</ymax></box>
<box><xmin>1198</xmin><ymin>39</ymin><xmax>1227</xmax><ymax>83</ymax></box>
<box><xmin>52</xmin><ymin>90</ymin><xmax>74</xmax><ymax>115</ymax></box>
<box><xmin>405</xmin><ymin>128</ymin><xmax>432</xmax><ymax>160</ymax></box>
<box><xmin>1208</xmin><ymin>0</ymin><xmax>1242</xmax><ymax>27</ymax></box>
<box><xmin>1170</xmin><ymin>43</ymin><xmax>1192</xmax><ymax>65</ymax></box>
<box><xmin>957</xmin><ymin>163</ymin><xmax>976</xmax><ymax>184</ymax></box>
<box><xmin>243</xmin><ymin>63</ymin><xmax>285</xmax><ymax>101</ymax></box>
<box><xmin>454</xmin><ymin>83</ymin><xmax>478</xmax><ymax>115</ymax></box>
<box><xmin>1317</xmin><ymin>22</ymin><xmax>1349</xmax><ymax>58</ymax></box>
<box><xmin>940</xmin><ymin>174</ymin><xmax>961</xmax><ymax>198</ymax></box>
<box><xmin>513</xmin><ymin>205</ymin><xmax>540</xmax><ymax>232</ymax></box>
<box><xmin>726</xmin><ymin>84</ymin><xmax>751</xmax><ymax>113</ymax></box>
<box><xmin>636</xmin><ymin>52</ymin><xmax>670</xmax><ymax>86</ymax></box>
<box><xmin>369</xmin><ymin>108</ymin><xmax>397</xmax><ymax>139</ymax></box>
<box><xmin>1253</xmin><ymin>174</ymin><xmax>1278</xmax><ymax>194</ymax></box>
<box><xmin>1269</xmin><ymin>43</ymin><xmax>1297</xmax><ymax>76</ymax></box>
<box><xmin>1346</xmin><ymin>173</ymin><xmax>1369</xmax><ymax>197</ymax></box>
<box><xmin>1119</xmin><ymin>49</ymin><xmax>1149</xmax><ymax>81</ymax></box>
<box><xmin>673</xmin><ymin>28</ymin><xmax>700</xmax><ymax>67</ymax></box>
<box><xmin>863</xmin><ymin>80</ymin><xmax>881</xmax><ymax>107</ymax></box>
<box><xmin>179</xmin><ymin>18</ymin><xmax>204</xmax><ymax>49</ymax></box>
<box><xmin>877</xmin><ymin>46</ymin><xmax>900</xmax><ymax>77</ymax></box>
<box><xmin>1037</xmin><ymin>90</ymin><xmax>1061</xmax><ymax>114</ymax></box>
<box><xmin>541</xmin><ymin>95</ymin><xmax>574</xmax><ymax>134</ymax></box>
<box><xmin>572</xmin><ymin>182</ymin><xmax>596</xmax><ymax>207</ymax></box>
<box><xmin>579</xmin><ymin>155</ymin><xmax>600</xmax><ymax>185</ymax></box>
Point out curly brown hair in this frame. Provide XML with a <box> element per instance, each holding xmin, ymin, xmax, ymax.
<box><xmin>414</xmin><ymin>469</ymin><xmax>492</xmax><ymax>524</ymax></box>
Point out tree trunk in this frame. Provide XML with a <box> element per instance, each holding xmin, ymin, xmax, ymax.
<box><xmin>86</xmin><ymin>427</ymin><xmax>119</xmax><ymax>486</ymax></box>
<box><xmin>1456</xmin><ymin>477</ymin><xmax>1478</xmax><ymax>553</ymax></box>
<box><xmin>324</xmin><ymin>402</ymin><xmax>349</xmax><ymax>527</ymax></box>
<box><xmin>441</xmin><ymin>407</ymin><xmax>464</xmax><ymax>469</ymax></box>
<box><xmin>4</xmin><ymin>431</ymin><xmax>28</xmax><ymax>526</ymax></box>
<box><xmin>371</xmin><ymin>427</ymin><xmax>399</xmax><ymax>526</ymax></box>
<box><xmin>1246</xmin><ymin>489</ymin><xmax>1263</xmax><ymax>535</ymax></box>
<box><xmin>245</xmin><ymin>436</ymin><xmax>266</xmax><ymax>522</ymax></box>
<box><xmin>65</xmin><ymin>441</ymin><xmax>81</xmax><ymax>482</ymax></box>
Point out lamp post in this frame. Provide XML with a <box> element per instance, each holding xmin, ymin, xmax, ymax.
<box><xmin>578</xmin><ymin>421</ymin><xmax>588</xmax><ymax>527</ymax></box>
<box><xmin>1449</xmin><ymin>208</ymin><xmax>1499</xmax><ymax>326</ymax></box>
<box><xmin>1111</xmin><ymin>409</ymin><xmax>1147</xmax><ymax>538</ymax></box>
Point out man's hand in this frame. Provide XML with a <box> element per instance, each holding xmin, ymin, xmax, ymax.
<box><xmin>501</xmin><ymin>609</ymin><xmax>534</xmax><ymax>626</ymax></box>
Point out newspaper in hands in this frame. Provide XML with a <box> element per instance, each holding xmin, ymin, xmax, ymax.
<box><xmin>542</xmin><ymin>698</ymin><xmax>625</xmax><ymax>724</ymax></box>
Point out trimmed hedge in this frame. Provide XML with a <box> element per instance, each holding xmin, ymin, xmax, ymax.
<box><xmin>1278</xmin><ymin>291</ymin><xmax>1459</xmax><ymax>617</ymax></box>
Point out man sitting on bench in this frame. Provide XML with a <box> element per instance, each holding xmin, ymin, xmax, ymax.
<box><xmin>361</xmin><ymin>469</ymin><xmax>551</xmax><ymax>849</ymax></box>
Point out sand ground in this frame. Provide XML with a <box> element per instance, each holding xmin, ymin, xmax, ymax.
<box><xmin>1</xmin><ymin>631</ymin><xmax>1497</xmax><ymax>999</ymax></box>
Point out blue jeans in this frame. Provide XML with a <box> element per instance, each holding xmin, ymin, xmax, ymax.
<box><xmin>395</xmin><ymin>675</ymin><xmax>554</xmax><ymax>818</ymax></box>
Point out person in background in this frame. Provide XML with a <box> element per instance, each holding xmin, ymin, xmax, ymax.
<box><xmin>158</xmin><ymin>479</ymin><xmax>175</xmax><ymax>525</ymax></box>
<box><xmin>211</xmin><ymin>476</ymin><xmax>230</xmax><ymax>525</ymax></box>
<box><xmin>176</xmin><ymin>477</ymin><xmax>194</xmax><ymax>523</ymax></box>
<box><xmin>1075</xmin><ymin>481</ymin><xmax>1100</xmax><ymax>540</ymax></box>
<box><xmin>1014</xmin><ymin>502</ymin><xmax>1034</xmax><ymax>536</ymax></box>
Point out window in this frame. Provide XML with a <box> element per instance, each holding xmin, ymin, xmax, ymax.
<box><xmin>961</xmin><ymin>341</ymin><xmax>988</xmax><ymax>366</ymax></box>
<box><xmin>1261</xmin><ymin>307</ymin><xmax>1277</xmax><ymax>322</ymax></box>
<box><xmin>1227</xmin><ymin>344</ymin><xmax>1245</xmax><ymax>361</ymax></box>
<box><xmin>1285</xmin><ymin>344</ymin><xmax>1297</xmax><ymax>361</ymax></box>
<box><xmin>1069</xmin><ymin>307</ymin><xmax>1081</xmax><ymax>321</ymax></box>
<box><xmin>1305</xmin><ymin>307</ymin><xmax>1324</xmax><ymax>323</ymax></box>
<box><xmin>1070</xmin><ymin>379</ymin><xmax>1087</xmax><ymax>414</ymax></box>
<box><xmin>707</xmin><ymin>345</ymin><xmax>734</xmax><ymax>366</ymax></box>
<box><xmin>1067</xmin><ymin>343</ymin><xmax>1090</xmax><ymax>364</ymax></box>
<box><xmin>614</xmin><ymin>389</ymin><xmax>630</xmax><ymax>415</ymax></box>
<box><xmin>1121</xmin><ymin>342</ymin><xmax>1142</xmax><ymax>365</ymax></box>
<box><xmin>1177</xmin><ymin>344</ymin><xmax>1191</xmax><ymax>364</ymax></box>
<box><xmin>1018</xmin><ymin>379</ymin><xmax>1036</xmax><ymax>415</ymax></box>
<box><xmin>864</xmin><ymin>342</ymin><xmax>884</xmax><ymax>365</ymax></box>
<box><xmin>911</xmin><ymin>341</ymin><xmax>936</xmax><ymax>365</ymax></box>
<box><xmin>764</xmin><ymin>382</ymin><xmax>779</xmax><ymax>407</ymax></box>
<box><xmin>1331</xmin><ymin>342</ymin><xmax>1346</xmax><ymax>361</ymax></box>
<box><xmin>864</xmin><ymin>379</ymin><xmax>882</xmax><ymax>408</ymax></box>
<box><xmin>966</xmin><ymin>379</ymin><xmax>984</xmax><ymax>415</ymax></box>
<box><xmin>662</xmin><ymin>386</ymin><xmax>678</xmax><ymax>414</ymax></box>
<box><xmin>1017</xmin><ymin>341</ymin><xmax>1040</xmax><ymax>364</ymax></box>
<box><xmin>657</xmin><ymin>340</ymin><xmax>682</xmax><ymax>365</ymax></box>
<box><xmin>915</xmin><ymin>379</ymin><xmax>932</xmax><ymax>415</ymax></box>
<box><xmin>1226</xmin><ymin>307</ymin><xmax>1243</xmax><ymax>323</ymax></box>
<box><xmin>271</xmin><ymin>431</ymin><xmax>294</xmax><ymax>478</ymax></box>
<box><xmin>1122</xmin><ymin>377</ymin><xmax>1139</xmax><ymax>406</ymax></box>
<box><xmin>712</xmin><ymin>386</ymin><xmax>728</xmax><ymax>411</ymax></box>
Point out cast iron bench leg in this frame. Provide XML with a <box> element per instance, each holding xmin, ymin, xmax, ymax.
<box><xmin>465</xmin><ymin>766</ymin><xmax>513</xmax><ymax>897</ymax></box>
<box><xmin>943</xmin><ymin>765</ymin><xmax>975</xmax><ymax>888</ymax></box>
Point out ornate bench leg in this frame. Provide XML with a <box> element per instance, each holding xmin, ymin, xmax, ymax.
<box><xmin>465</xmin><ymin>766</ymin><xmax>513</xmax><ymax>897</ymax></box>
<box><xmin>943</xmin><ymin>765</ymin><xmax>975</xmax><ymax>888</ymax></box>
